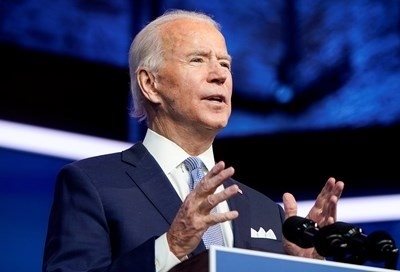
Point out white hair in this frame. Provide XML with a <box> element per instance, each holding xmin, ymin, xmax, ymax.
<box><xmin>128</xmin><ymin>9</ymin><xmax>221</xmax><ymax>122</ymax></box>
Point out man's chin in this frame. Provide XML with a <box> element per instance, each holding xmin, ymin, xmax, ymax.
<box><xmin>206</xmin><ymin>120</ymin><xmax>228</xmax><ymax>132</ymax></box>
<box><xmin>199</xmin><ymin>114</ymin><xmax>230</xmax><ymax>133</ymax></box>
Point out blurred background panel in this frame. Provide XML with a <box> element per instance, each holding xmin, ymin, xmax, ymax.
<box><xmin>1</xmin><ymin>0</ymin><xmax>399</xmax><ymax>271</ymax></box>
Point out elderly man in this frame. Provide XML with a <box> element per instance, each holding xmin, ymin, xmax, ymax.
<box><xmin>43</xmin><ymin>9</ymin><xmax>344</xmax><ymax>272</ymax></box>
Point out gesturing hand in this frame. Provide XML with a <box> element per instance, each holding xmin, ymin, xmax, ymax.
<box><xmin>167</xmin><ymin>161</ymin><xmax>240</xmax><ymax>259</ymax></box>
<box><xmin>282</xmin><ymin>177</ymin><xmax>345</xmax><ymax>258</ymax></box>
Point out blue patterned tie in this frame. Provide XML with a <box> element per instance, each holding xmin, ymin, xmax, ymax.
<box><xmin>183</xmin><ymin>157</ymin><xmax>225</xmax><ymax>248</ymax></box>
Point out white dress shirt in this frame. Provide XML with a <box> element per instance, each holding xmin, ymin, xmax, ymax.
<box><xmin>142</xmin><ymin>129</ymin><xmax>233</xmax><ymax>272</ymax></box>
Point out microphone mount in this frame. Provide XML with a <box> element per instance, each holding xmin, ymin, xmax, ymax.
<box><xmin>282</xmin><ymin>216</ymin><xmax>399</xmax><ymax>269</ymax></box>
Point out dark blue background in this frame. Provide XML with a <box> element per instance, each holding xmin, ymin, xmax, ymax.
<box><xmin>1</xmin><ymin>1</ymin><xmax>399</xmax><ymax>271</ymax></box>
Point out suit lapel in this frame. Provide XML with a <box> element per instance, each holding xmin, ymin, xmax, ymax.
<box><xmin>122</xmin><ymin>143</ymin><xmax>182</xmax><ymax>225</ymax></box>
<box><xmin>121</xmin><ymin>143</ymin><xmax>211</xmax><ymax>254</ymax></box>
<box><xmin>225</xmin><ymin>179</ymin><xmax>250</xmax><ymax>249</ymax></box>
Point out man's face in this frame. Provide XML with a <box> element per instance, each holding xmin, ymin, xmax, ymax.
<box><xmin>154</xmin><ymin>19</ymin><xmax>232</xmax><ymax>134</ymax></box>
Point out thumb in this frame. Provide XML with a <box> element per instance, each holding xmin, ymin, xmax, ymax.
<box><xmin>282</xmin><ymin>192</ymin><xmax>297</xmax><ymax>219</ymax></box>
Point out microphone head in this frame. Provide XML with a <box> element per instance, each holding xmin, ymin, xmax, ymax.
<box><xmin>314</xmin><ymin>221</ymin><xmax>367</xmax><ymax>259</ymax></box>
<box><xmin>367</xmin><ymin>230</ymin><xmax>399</xmax><ymax>262</ymax></box>
<box><xmin>282</xmin><ymin>216</ymin><xmax>318</xmax><ymax>248</ymax></box>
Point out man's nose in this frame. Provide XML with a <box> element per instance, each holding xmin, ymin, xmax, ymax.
<box><xmin>207</xmin><ymin>61</ymin><xmax>228</xmax><ymax>85</ymax></box>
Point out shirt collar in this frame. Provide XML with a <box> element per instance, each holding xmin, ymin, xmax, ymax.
<box><xmin>142</xmin><ymin>129</ymin><xmax>215</xmax><ymax>175</ymax></box>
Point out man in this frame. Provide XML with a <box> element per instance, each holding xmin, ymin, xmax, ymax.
<box><xmin>43</xmin><ymin>9</ymin><xmax>344</xmax><ymax>272</ymax></box>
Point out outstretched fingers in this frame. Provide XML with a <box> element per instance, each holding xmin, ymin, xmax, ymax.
<box><xmin>195</xmin><ymin>161</ymin><xmax>235</xmax><ymax>197</ymax></box>
<box><xmin>205</xmin><ymin>210</ymin><xmax>239</xmax><ymax>226</ymax></box>
<box><xmin>198</xmin><ymin>184</ymin><xmax>241</xmax><ymax>214</ymax></box>
<box><xmin>313</xmin><ymin>177</ymin><xmax>336</xmax><ymax>210</ymax></box>
<box><xmin>309</xmin><ymin>177</ymin><xmax>345</xmax><ymax>226</ymax></box>
<box><xmin>166</xmin><ymin>161</ymin><xmax>239</xmax><ymax>258</ymax></box>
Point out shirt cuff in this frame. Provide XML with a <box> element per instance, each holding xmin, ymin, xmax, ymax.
<box><xmin>155</xmin><ymin>233</ymin><xmax>181</xmax><ymax>272</ymax></box>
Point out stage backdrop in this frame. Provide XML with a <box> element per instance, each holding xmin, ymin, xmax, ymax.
<box><xmin>1</xmin><ymin>1</ymin><xmax>399</xmax><ymax>271</ymax></box>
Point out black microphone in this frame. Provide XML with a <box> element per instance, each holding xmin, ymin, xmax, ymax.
<box><xmin>283</xmin><ymin>216</ymin><xmax>399</xmax><ymax>268</ymax></box>
<box><xmin>367</xmin><ymin>230</ymin><xmax>399</xmax><ymax>269</ymax></box>
<box><xmin>315</xmin><ymin>221</ymin><xmax>368</xmax><ymax>264</ymax></box>
<box><xmin>282</xmin><ymin>215</ymin><xmax>319</xmax><ymax>248</ymax></box>
<box><xmin>282</xmin><ymin>216</ymin><xmax>356</xmax><ymax>260</ymax></box>
<box><xmin>283</xmin><ymin>216</ymin><xmax>368</xmax><ymax>264</ymax></box>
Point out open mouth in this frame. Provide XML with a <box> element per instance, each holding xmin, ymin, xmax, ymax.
<box><xmin>204</xmin><ymin>95</ymin><xmax>225</xmax><ymax>103</ymax></box>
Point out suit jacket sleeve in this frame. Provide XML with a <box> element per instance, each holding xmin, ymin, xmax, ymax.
<box><xmin>43</xmin><ymin>163</ymin><xmax>156</xmax><ymax>272</ymax></box>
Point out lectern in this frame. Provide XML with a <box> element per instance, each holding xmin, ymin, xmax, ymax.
<box><xmin>169</xmin><ymin>246</ymin><xmax>397</xmax><ymax>272</ymax></box>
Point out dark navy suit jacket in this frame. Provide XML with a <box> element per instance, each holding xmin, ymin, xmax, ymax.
<box><xmin>43</xmin><ymin>143</ymin><xmax>285</xmax><ymax>272</ymax></box>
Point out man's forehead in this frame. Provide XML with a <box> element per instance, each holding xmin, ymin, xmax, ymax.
<box><xmin>158</xmin><ymin>18</ymin><xmax>229</xmax><ymax>59</ymax></box>
<box><xmin>160</xmin><ymin>18</ymin><xmax>220</xmax><ymax>38</ymax></box>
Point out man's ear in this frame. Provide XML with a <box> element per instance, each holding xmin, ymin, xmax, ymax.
<box><xmin>137</xmin><ymin>69</ymin><xmax>162</xmax><ymax>104</ymax></box>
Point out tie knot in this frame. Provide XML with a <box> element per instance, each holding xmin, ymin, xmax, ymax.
<box><xmin>183</xmin><ymin>157</ymin><xmax>204</xmax><ymax>190</ymax></box>
<box><xmin>183</xmin><ymin>156</ymin><xmax>203</xmax><ymax>172</ymax></box>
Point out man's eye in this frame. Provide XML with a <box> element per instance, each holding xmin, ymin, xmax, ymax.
<box><xmin>190</xmin><ymin>57</ymin><xmax>204</xmax><ymax>63</ymax></box>
<box><xmin>220</xmin><ymin>62</ymin><xmax>231</xmax><ymax>70</ymax></box>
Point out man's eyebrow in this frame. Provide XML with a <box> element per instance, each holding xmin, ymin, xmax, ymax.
<box><xmin>219</xmin><ymin>54</ymin><xmax>232</xmax><ymax>62</ymax></box>
<box><xmin>187</xmin><ymin>50</ymin><xmax>232</xmax><ymax>62</ymax></box>
<box><xmin>187</xmin><ymin>50</ymin><xmax>211</xmax><ymax>58</ymax></box>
